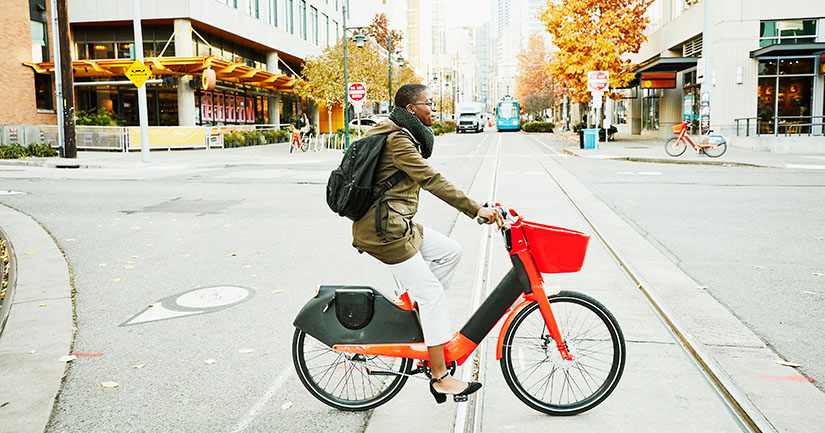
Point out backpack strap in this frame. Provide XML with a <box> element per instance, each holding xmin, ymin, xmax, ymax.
<box><xmin>374</xmin><ymin>170</ymin><xmax>407</xmax><ymax>237</ymax></box>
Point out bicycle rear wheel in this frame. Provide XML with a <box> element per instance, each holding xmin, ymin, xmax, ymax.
<box><xmin>292</xmin><ymin>329</ymin><xmax>412</xmax><ymax>411</ymax></box>
<box><xmin>665</xmin><ymin>137</ymin><xmax>686</xmax><ymax>156</ymax></box>
<box><xmin>500</xmin><ymin>290</ymin><xmax>625</xmax><ymax>416</ymax></box>
<box><xmin>702</xmin><ymin>142</ymin><xmax>727</xmax><ymax>158</ymax></box>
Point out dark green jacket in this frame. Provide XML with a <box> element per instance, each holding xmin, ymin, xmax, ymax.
<box><xmin>351</xmin><ymin>119</ymin><xmax>481</xmax><ymax>264</ymax></box>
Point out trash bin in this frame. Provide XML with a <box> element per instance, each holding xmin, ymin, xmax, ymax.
<box><xmin>578</xmin><ymin>129</ymin><xmax>584</xmax><ymax>149</ymax></box>
<box><xmin>583</xmin><ymin>128</ymin><xmax>599</xmax><ymax>149</ymax></box>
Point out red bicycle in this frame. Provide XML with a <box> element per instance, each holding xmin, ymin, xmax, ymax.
<box><xmin>290</xmin><ymin>128</ymin><xmax>310</xmax><ymax>153</ymax></box>
<box><xmin>666</xmin><ymin>121</ymin><xmax>727</xmax><ymax>158</ymax></box>
<box><xmin>292</xmin><ymin>206</ymin><xmax>626</xmax><ymax>415</ymax></box>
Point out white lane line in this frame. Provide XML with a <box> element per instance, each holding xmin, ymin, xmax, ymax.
<box><xmin>530</xmin><ymin>136</ymin><xmax>569</xmax><ymax>158</ymax></box>
<box><xmin>785</xmin><ymin>164</ymin><xmax>825</xmax><ymax>170</ymax></box>
<box><xmin>231</xmin><ymin>367</ymin><xmax>292</xmax><ymax>433</ymax></box>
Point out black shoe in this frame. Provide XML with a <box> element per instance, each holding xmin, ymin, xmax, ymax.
<box><xmin>429</xmin><ymin>373</ymin><xmax>482</xmax><ymax>403</ymax></box>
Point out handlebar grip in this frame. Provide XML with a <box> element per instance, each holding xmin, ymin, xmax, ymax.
<box><xmin>476</xmin><ymin>216</ymin><xmax>489</xmax><ymax>225</ymax></box>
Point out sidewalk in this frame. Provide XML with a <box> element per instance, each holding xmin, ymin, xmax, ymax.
<box><xmin>554</xmin><ymin>131</ymin><xmax>825</xmax><ymax>169</ymax></box>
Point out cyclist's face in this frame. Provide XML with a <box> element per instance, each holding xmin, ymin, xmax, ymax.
<box><xmin>407</xmin><ymin>89</ymin><xmax>436</xmax><ymax>127</ymax></box>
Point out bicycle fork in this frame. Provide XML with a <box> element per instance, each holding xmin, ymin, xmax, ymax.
<box><xmin>516</xmin><ymin>250</ymin><xmax>573</xmax><ymax>361</ymax></box>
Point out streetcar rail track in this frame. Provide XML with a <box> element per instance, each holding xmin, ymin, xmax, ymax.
<box><xmin>525</xmin><ymin>135</ymin><xmax>775</xmax><ymax>433</ymax></box>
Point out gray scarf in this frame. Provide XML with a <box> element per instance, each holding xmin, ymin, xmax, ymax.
<box><xmin>389</xmin><ymin>107</ymin><xmax>434</xmax><ymax>159</ymax></box>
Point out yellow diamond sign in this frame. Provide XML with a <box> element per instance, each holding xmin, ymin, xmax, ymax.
<box><xmin>125</xmin><ymin>60</ymin><xmax>151</xmax><ymax>88</ymax></box>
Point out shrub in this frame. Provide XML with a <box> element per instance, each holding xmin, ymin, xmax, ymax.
<box><xmin>0</xmin><ymin>143</ymin><xmax>29</xmax><ymax>159</ymax></box>
<box><xmin>599</xmin><ymin>126</ymin><xmax>618</xmax><ymax>141</ymax></box>
<box><xmin>274</xmin><ymin>129</ymin><xmax>290</xmax><ymax>142</ymax></box>
<box><xmin>522</xmin><ymin>122</ymin><xmax>555</xmax><ymax>133</ymax></box>
<box><xmin>28</xmin><ymin>142</ymin><xmax>58</xmax><ymax>157</ymax></box>
<box><xmin>223</xmin><ymin>131</ymin><xmax>247</xmax><ymax>148</ymax></box>
<box><xmin>76</xmin><ymin>109</ymin><xmax>118</xmax><ymax>126</ymax></box>
<box><xmin>442</xmin><ymin>120</ymin><xmax>456</xmax><ymax>133</ymax></box>
<box><xmin>262</xmin><ymin>130</ymin><xmax>277</xmax><ymax>144</ymax></box>
<box><xmin>572</xmin><ymin>121</ymin><xmax>587</xmax><ymax>132</ymax></box>
<box><xmin>432</xmin><ymin>128</ymin><xmax>445</xmax><ymax>136</ymax></box>
<box><xmin>244</xmin><ymin>130</ymin><xmax>266</xmax><ymax>146</ymax></box>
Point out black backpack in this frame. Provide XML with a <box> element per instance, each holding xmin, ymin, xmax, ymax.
<box><xmin>326</xmin><ymin>134</ymin><xmax>405</xmax><ymax>236</ymax></box>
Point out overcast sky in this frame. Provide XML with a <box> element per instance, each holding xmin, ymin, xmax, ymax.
<box><xmin>350</xmin><ymin>0</ymin><xmax>491</xmax><ymax>29</ymax></box>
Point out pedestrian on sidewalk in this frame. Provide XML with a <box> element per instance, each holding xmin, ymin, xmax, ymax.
<box><xmin>352</xmin><ymin>83</ymin><xmax>503</xmax><ymax>403</ymax></box>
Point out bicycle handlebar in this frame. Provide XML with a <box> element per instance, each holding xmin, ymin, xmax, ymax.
<box><xmin>476</xmin><ymin>203</ymin><xmax>510</xmax><ymax>225</ymax></box>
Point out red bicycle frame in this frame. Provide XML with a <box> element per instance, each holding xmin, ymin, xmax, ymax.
<box><xmin>333</xmin><ymin>209</ymin><xmax>578</xmax><ymax>365</ymax></box>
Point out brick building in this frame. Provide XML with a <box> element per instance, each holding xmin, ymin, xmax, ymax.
<box><xmin>0</xmin><ymin>0</ymin><xmax>57</xmax><ymax>126</ymax></box>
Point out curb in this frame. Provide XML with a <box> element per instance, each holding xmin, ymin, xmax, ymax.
<box><xmin>560</xmin><ymin>149</ymin><xmax>767</xmax><ymax>168</ymax></box>
<box><xmin>0</xmin><ymin>204</ymin><xmax>74</xmax><ymax>433</ymax></box>
<box><xmin>0</xmin><ymin>225</ymin><xmax>15</xmax><ymax>337</ymax></box>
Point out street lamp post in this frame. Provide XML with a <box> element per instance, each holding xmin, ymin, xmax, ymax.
<box><xmin>387</xmin><ymin>34</ymin><xmax>404</xmax><ymax>113</ymax></box>
<box><xmin>342</xmin><ymin>3</ymin><xmax>366</xmax><ymax>149</ymax></box>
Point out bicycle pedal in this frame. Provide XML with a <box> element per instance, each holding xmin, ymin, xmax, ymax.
<box><xmin>453</xmin><ymin>395</ymin><xmax>468</xmax><ymax>402</ymax></box>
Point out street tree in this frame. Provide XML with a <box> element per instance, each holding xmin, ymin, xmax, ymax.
<box><xmin>294</xmin><ymin>40</ymin><xmax>387</xmax><ymax>131</ymax></box>
<box><xmin>365</xmin><ymin>13</ymin><xmax>404</xmax><ymax>52</ymax></box>
<box><xmin>539</xmin><ymin>0</ymin><xmax>654</xmax><ymax>102</ymax></box>
<box><xmin>516</xmin><ymin>33</ymin><xmax>556</xmax><ymax>119</ymax></box>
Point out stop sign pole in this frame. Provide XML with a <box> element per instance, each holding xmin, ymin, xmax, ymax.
<box><xmin>587</xmin><ymin>71</ymin><xmax>610</xmax><ymax>139</ymax></box>
<box><xmin>348</xmin><ymin>82</ymin><xmax>366</xmax><ymax>144</ymax></box>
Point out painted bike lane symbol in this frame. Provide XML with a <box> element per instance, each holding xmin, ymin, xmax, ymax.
<box><xmin>121</xmin><ymin>285</ymin><xmax>255</xmax><ymax>326</ymax></box>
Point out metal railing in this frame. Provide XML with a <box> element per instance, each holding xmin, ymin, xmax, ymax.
<box><xmin>735</xmin><ymin>116</ymin><xmax>825</xmax><ymax>137</ymax></box>
<box><xmin>2</xmin><ymin>123</ymin><xmax>366</xmax><ymax>152</ymax></box>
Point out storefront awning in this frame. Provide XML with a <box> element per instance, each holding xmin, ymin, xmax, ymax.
<box><xmin>634</xmin><ymin>56</ymin><xmax>699</xmax><ymax>73</ymax></box>
<box><xmin>23</xmin><ymin>56</ymin><xmax>296</xmax><ymax>93</ymax></box>
<box><xmin>750</xmin><ymin>42</ymin><xmax>825</xmax><ymax>58</ymax></box>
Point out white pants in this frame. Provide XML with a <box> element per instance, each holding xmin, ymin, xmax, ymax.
<box><xmin>386</xmin><ymin>227</ymin><xmax>462</xmax><ymax>347</ymax></box>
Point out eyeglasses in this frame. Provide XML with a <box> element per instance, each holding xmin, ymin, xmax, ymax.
<box><xmin>408</xmin><ymin>102</ymin><xmax>434</xmax><ymax>107</ymax></box>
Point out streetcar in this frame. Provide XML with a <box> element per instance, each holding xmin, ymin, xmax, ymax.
<box><xmin>496</xmin><ymin>100</ymin><xmax>520</xmax><ymax>131</ymax></box>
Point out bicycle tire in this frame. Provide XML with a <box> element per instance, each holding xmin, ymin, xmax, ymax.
<box><xmin>500</xmin><ymin>290</ymin><xmax>625</xmax><ymax>416</ymax></box>
<box><xmin>300</xmin><ymin>143</ymin><xmax>309</xmax><ymax>152</ymax></box>
<box><xmin>292</xmin><ymin>328</ymin><xmax>412</xmax><ymax>411</ymax></box>
<box><xmin>702</xmin><ymin>141</ymin><xmax>727</xmax><ymax>158</ymax></box>
<box><xmin>665</xmin><ymin>137</ymin><xmax>686</xmax><ymax>157</ymax></box>
<box><xmin>289</xmin><ymin>141</ymin><xmax>295</xmax><ymax>153</ymax></box>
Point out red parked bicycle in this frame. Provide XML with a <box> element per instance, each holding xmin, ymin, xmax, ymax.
<box><xmin>292</xmin><ymin>206</ymin><xmax>626</xmax><ymax>415</ymax></box>
<box><xmin>666</xmin><ymin>121</ymin><xmax>727</xmax><ymax>157</ymax></box>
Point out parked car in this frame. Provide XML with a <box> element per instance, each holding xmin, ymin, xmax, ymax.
<box><xmin>348</xmin><ymin>117</ymin><xmax>381</xmax><ymax>133</ymax></box>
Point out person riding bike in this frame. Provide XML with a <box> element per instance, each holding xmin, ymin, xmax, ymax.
<box><xmin>351</xmin><ymin>83</ymin><xmax>503</xmax><ymax>403</ymax></box>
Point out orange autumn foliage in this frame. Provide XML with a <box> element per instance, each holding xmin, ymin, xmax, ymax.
<box><xmin>539</xmin><ymin>0</ymin><xmax>654</xmax><ymax>102</ymax></box>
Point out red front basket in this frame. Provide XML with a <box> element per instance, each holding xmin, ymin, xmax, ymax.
<box><xmin>521</xmin><ymin>221</ymin><xmax>590</xmax><ymax>273</ymax></box>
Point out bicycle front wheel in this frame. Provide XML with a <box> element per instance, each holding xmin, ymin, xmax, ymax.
<box><xmin>665</xmin><ymin>137</ymin><xmax>686</xmax><ymax>156</ymax></box>
<box><xmin>292</xmin><ymin>329</ymin><xmax>412</xmax><ymax>411</ymax></box>
<box><xmin>702</xmin><ymin>141</ymin><xmax>727</xmax><ymax>158</ymax></box>
<box><xmin>500</xmin><ymin>290</ymin><xmax>625</xmax><ymax>416</ymax></box>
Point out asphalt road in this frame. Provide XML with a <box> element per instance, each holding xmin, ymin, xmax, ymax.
<box><xmin>530</xmin><ymin>134</ymin><xmax>825</xmax><ymax>390</ymax></box>
<box><xmin>0</xmin><ymin>137</ymin><xmax>486</xmax><ymax>432</ymax></box>
<box><xmin>1</xmin><ymin>129</ymin><xmax>824</xmax><ymax>432</ymax></box>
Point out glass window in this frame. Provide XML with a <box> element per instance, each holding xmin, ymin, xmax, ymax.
<box><xmin>289</xmin><ymin>0</ymin><xmax>294</xmax><ymax>34</ymax></box>
<box><xmin>117</xmin><ymin>42</ymin><xmax>132</xmax><ymax>59</ymax></box>
<box><xmin>642</xmin><ymin>89</ymin><xmax>661</xmax><ymax>131</ymax></box>
<box><xmin>30</xmin><ymin>20</ymin><xmax>48</xmax><ymax>63</ymax></box>
<box><xmin>89</xmin><ymin>43</ymin><xmax>115</xmax><ymax>59</ymax></box>
<box><xmin>760</xmin><ymin>20</ymin><xmax>817</xmax><ymax>47</ymax></box>
<box><xmin>777</xmin><ymin>76</ymin><xmax>813</xmax><ymax>134</ymax></box>
<box><xmin>34</xmin><ymin>74</ymin><xmax>53</xmax><ymax>110</ymax></box>
<box><xmin>311</xmin><ymin>7</ymin><xmax>318</xmax><ymax>45</ymax></box>
<box><xmin>779</xmin><ymin>58</ymin><xmax>814</xmax><ymax>75</ymax></box>
<box><xmin>757</xmin><ymin>77</ymin><xmax>775</xmax><ymax>134</ymax></box>
<box><xmin>758</xmin><ymin>59</ymin><xmax>777</xmax><ymax>75</ymax></box>
<box><xmin>324</xmin><ymin>14</ymin><xmax>329</xmax><ymax>47</ymax></box>
<box><xmin>247</xmin><ymin>0</ymin><xmax>259</xmax><ymax>17</ymax></box>
<box><xmin>271</xmin><ymin>0</ymin><xmax>278</xmax><ymax>26</ymax></box>
<box><xmin>300</xmin><ymin>0</ymin><xmax>307</xmax><ymax>40</ymax></box>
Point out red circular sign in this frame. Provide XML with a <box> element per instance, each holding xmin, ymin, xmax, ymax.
<box><xmin>348</xmin><ymin>82</ymin><xmax>366</xmax><ymax>102</ymax></box>
<box><xmin>588</xmin><ymin>71</ymin><xmax>609</xmax><ymax>91</ymax></box>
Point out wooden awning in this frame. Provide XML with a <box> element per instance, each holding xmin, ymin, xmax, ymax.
<box><xmin>24</xmin><ymin>56</ymin><xmax>296</xmax><ymax>93</ymax></box>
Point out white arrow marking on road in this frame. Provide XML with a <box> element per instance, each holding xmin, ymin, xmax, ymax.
<box><xmin>0</xmin><ymin>190</ymin><xmax>26</xmax><ymax>195</ymax></box>
<box><xmin>121</xmin><ymin>302</ymin><xmax>201</xmax><ymax>326</ymax></box>
<box><xmin>120</xmin><ymin>285</ymin><xmax>255</xmax><ymax>326</ymax></box>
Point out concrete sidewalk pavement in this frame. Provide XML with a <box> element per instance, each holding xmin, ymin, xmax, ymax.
<box><xmin>552</xmin><ymin>131</ymin><xmax>825</xmax><ymax>169</ymax></box>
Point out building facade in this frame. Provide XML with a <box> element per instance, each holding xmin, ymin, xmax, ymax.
<box><xmin>4</xmin><ymin>0</ymin><xmax>347</xmax><ymax>134</ymax></box>
<box><xmin>626</xmin><ymin>0</ymin><xmax>825</xmax><ymax>152</ymax></box>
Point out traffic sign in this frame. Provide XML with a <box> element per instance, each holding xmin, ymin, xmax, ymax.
<box><xmin>125</xmin><ymin>60</ymin><xmax>152</xmax><ymax>88</ymax></box>
<box><xmin>347</xmin><ymin>82</ymin><xmax>367</xmax><ymax>103</ymax></box>
<box><xmin>587</xmin><ymin>71</ymin><xmax>610</xmax><ymax>92</ymax></box>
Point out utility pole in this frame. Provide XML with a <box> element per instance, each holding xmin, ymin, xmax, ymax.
<box><xmin>54</xmin><ymin>0</ymin><xmax>76</xmax><ymax>158</ymax></box>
